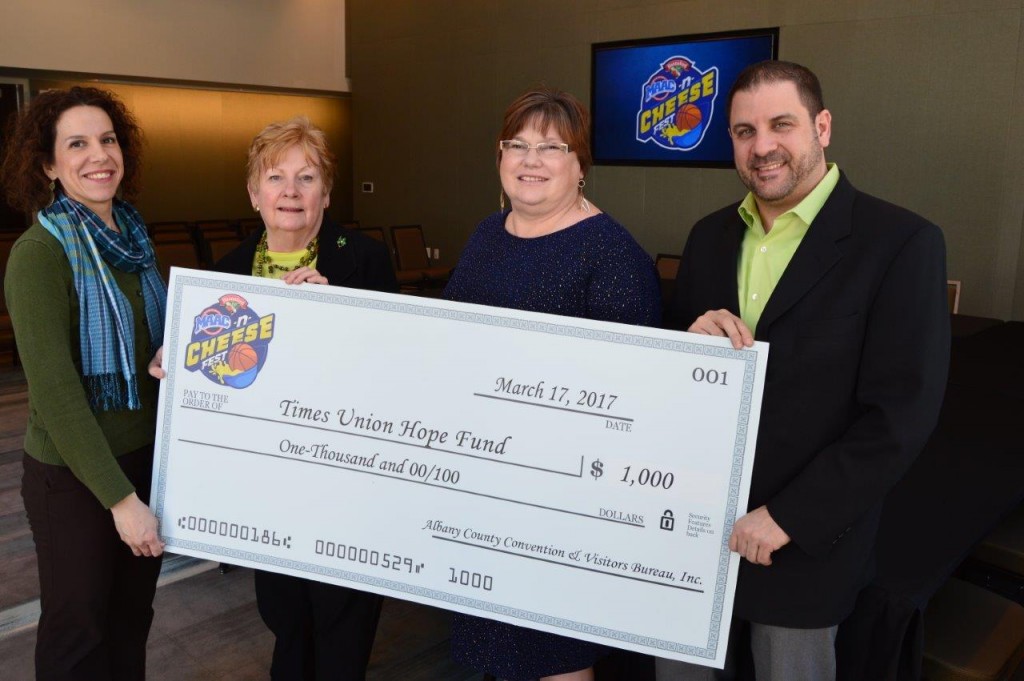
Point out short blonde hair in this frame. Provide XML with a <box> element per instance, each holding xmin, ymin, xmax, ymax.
<box><xmin>246</xmin><ymin>116</ymin><xmax>336</xmax><ymax>193</ymax></box>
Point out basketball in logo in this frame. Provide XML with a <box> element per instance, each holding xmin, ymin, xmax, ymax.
<box><xmin>675</xmin><ymin>104</ymin><xmax>702</xmax><ymax>132</ymax></box>
<box><xmin>228</xmin><ymin>343</ymin><xmax>259</xmax><ymax>372</ymax></box>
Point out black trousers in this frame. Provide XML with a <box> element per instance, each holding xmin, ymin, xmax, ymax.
<box><xmin>254</xmin><ymin>569</ymin><xmax>383</xmax><ymax>680</ymax></box>
<box><xmin>21</xmin><ymin>446</ymin><xmax>163</xmax><ymax>681</ymax></box>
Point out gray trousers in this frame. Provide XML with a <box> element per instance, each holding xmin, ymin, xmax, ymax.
<box><xmin>655</xmin><ymin>623</ymin><xmax>838</xmax><ymax>681</ymax></box>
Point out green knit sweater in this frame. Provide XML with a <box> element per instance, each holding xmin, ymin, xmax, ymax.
<box><xmin>4</xmin><ymin>223</ymin><xmax>158</xmax><ymax>509</ymax></box>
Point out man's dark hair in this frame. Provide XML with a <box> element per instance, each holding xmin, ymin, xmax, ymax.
<box><xmin>727</xmin><ymin>60</ymin><xmax>825</xmax><ymax>122</ymax></box>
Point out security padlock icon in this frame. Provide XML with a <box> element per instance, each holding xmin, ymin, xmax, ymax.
<box><xmin>660</xmin><ymin>510</ymin><xmax>675</xmax><ymax>531</ymax></box>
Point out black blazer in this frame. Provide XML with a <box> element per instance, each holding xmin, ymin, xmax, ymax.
<box><xmin>670</xmin><ymin>173</ymin><xmax>950</xmax><ymax>627</ymax></box>
<box><xmin>216</xmin><ymin>219</ymin><xmax>398</xmax><ymax>294</ymax></box>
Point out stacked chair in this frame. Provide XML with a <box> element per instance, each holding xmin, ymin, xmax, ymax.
<box><xmin>148</xmin><ymin>220</ymin><xmax>202</xmax><ymax>282</ymax></box>
<box><xmin>143</xmin><ymin>217</ymin><xmax>454</xmax><ymax>297</ymax></box>
<box><xmin>355</xmin><ymin>226</ymin><xmax>386</xmax><ymax>244</ymax></box>
<box><xmin>654</xmin><ymin>253</ymin><xmax>681</xmax><ymax>319</ymax></box>
<box><xmin>147</xmin><ymin>218</ymin><xmax>252</xmax><ymax>280</ymax></box>
<box><xmin>947</xmin><ymin>280</ymin><xmax>962</xmax><ymax>314</ymax></box>
<box><xmin>195</xmin><ymin>219</ymin><xmax>245</xmax><ymax>266</ymax></box>
<box><xmin>237</xmin><ymin>217</ymin><xmax>264</xmax><ymax>237</ymax></box>
<box><xmin>389</xmin><ymin>224</ymin><xmax>449</xmax><ymax>289</ymax></box>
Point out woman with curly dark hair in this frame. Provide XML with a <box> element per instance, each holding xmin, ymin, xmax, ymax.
<box><xmin>1</xmin><ymin>86</ymin><xmax>166</xmax><ymax>680</ymax></box>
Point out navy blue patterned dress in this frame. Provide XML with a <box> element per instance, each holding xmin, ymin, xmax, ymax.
<box><xmin>444</xmin><ymin>210</ymin><xmax>661</xmax><ymax>680</ymax></box>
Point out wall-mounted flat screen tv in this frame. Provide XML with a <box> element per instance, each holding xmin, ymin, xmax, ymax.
<box><xmin>591</xmin><ymin>28</ymin><xmax>779</xmax><ymax>167</ymax></box>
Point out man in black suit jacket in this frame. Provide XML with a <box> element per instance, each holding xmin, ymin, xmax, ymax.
<box><xmin>659</xmin><ymin>61</ymin><xmax>949</xmax><ymax>680</ymax></box>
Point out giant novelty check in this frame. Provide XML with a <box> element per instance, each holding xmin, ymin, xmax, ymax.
<box><xmin>152</xmin><ymin>268</ymin><xmax>767</xmax><ymax>667</ymax></box>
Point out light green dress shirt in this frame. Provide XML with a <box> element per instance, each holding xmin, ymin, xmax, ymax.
<box><xmin>737</xmin><ymin>163</ymin><xmax>840</xmax><ymax>333</ymax></box>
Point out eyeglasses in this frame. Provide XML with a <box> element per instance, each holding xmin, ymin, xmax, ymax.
<box><xmin>499</xmin><ymin>140</ymin><xmax>571</xmax><ymax>157</ymax></box>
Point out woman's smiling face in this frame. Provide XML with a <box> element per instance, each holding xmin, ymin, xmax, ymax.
<box><xmin>499</xmin><ymin>121</ymin><xmax>582</xmax><ymax>218</ymax></box>
<box><xmin>44</xmin><ymin>105</ymin><xmax>124</xmax><ymax>221</ymax></box>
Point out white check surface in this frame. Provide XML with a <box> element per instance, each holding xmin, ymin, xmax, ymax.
<box><xmin>152</xmin><ymin>268</ymin><xmax>767</xmax><ymax>667</ymax></box>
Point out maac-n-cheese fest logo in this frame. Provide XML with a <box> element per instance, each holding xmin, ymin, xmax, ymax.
<box><xmin>184</xmin><ymin>294</ymin><xmax>275</xmax><ymax>389</ymax></box>
<box><xmin>636</xmin><ymin>57</ymin><xmax>718</xmax><ymax>152</ymax></box>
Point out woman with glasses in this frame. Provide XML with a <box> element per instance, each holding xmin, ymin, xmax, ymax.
<box><xmin>443</xmin><ymin>88</ymin><xmax>661</xmax><ymax>681</ymax></box>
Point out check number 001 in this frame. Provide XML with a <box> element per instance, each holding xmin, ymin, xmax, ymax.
<box><xmin>692</xmin><ymin>367</ymin><xmax>728</xmax><ymax>386</ymax></box>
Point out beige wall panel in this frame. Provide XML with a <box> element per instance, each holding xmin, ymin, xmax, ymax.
<box><xmin>586</xmin><ymin>165</ymin><xmax>649</xmax><ymax>242</ymax></box>
<box><xmin>782</xmin><ymin>11</ymin><xmax>1020</xmax><ymax>318</ymax></box>
<box><xmin>2</xmin><ymin>0</ymin><xmax>348</xmax><ymax>91</ymax></box>
<box><xmin>1009</xmin><ymin>10</ymin><xmax>1024</xmax><ymax>320</ymax></box>
<box><xmin>36</xmin><ymin>80</ymin><xmax>352</xmax><ymax>225</ymax></box>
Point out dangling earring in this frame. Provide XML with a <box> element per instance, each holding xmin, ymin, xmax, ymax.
<box><xmin>47</xmin><ymin>180</ymin><xmax>56</xmax><ymax>207</ymax></box>
<box><xmin>578</xmin><ymin>178</ymin><xmax>590</xmax><ymax>213</ymax></box>
<box><xmin>499</xmin><ymin>191</ymin><xmax>506</xmax><ymax>212</ymax></box>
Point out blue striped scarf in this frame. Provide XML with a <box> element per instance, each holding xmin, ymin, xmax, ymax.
<box><xmin>38</xmin><ymin>191</ymin><xmax>166</xmax><ymax>411</ymax></box>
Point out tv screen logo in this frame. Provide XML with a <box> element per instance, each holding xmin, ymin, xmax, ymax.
<box><xmin>636</xmin><ymin>57</ymin><xmax>718</xmax><ymax>152</ymax></box>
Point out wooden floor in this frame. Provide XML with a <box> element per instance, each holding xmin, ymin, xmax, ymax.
<box><xmin>0</xmin><ymin>367</ymin><xmax>35</xmax><ymax>613</ymax></box>
<box><xmin>0</xmin><ymin>363</ymin><xmax>485</xmax><ymax>680</ymax></box>
<box><xmin>0</xmin><ymin>565</ymin><xmax>483</xmax><ymax>680</ymax></box>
